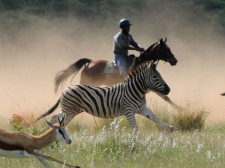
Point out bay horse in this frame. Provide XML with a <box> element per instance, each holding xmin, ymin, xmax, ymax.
<box><xmin>54</xmin><ymin>38</ymin><xmax>182</xmax><ymax>110</ymax></box>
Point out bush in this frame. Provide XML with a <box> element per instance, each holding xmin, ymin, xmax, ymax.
<box><xmin>173</xmin><ymin>110</ymin><xmax>208</xmax><ymax>131</ymax></box>
<box><xmin>9</xmin><ymin>119</ymin><xmax>23</xmax><ymax>131</ymax></box>
<box><xmin>9</xmin><ymin>113</ymin><xmax>42</xmax><ymax>135</ymax></box>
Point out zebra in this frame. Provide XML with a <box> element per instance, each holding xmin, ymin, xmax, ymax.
<box><xmin>37</xmin><ymin>62</ymin><xmax>175</xmax><ymax>131</ymax></box>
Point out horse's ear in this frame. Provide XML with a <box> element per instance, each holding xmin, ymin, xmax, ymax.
<box><xmin>164</xmin><ymin>37</ymin><xmax>167</xmax><ymax>43</ymax></box>
<box><xmin>160</xmin><ymin>38</ymin><xmax>163</xmax><ymax>45</ymax></box>
<box><xmin>160</xmin><ymin>38</ymin><xmax>167</xmax><ymax>45</ymax></box>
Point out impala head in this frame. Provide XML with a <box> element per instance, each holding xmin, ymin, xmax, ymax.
<box><xmin>146</xmin><ymin>38</ymin><xmax>177</xmax><ymax>66</ymax></box>
<box><xmin>46</xmin><ymin>114</ymin><xmax>72</xmax><ymax>144</ymax></box>
<box><xmin>146</xmin><ymin>62</ymin><xmax>170</xmax><ymax>95</ymax></box>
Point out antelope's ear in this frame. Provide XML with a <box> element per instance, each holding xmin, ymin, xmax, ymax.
<box><xmin>45</xmin><ymin>119</ymin><xmax>54</xmax><ymax>129</ymax></box>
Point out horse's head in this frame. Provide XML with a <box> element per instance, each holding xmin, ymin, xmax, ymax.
<box><xmin>144</xmin><ymin>38</ymin><xmax>178</xmax><ymax>66</ymax></box>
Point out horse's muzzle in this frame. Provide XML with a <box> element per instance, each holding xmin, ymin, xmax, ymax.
<box><xmin>170</xmin><ymin>59</ymin><xmax>178</xmax><ymax>66</ymax></box>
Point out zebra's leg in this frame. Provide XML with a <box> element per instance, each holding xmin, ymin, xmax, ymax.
<box><xmin>50</xmin><ymin>111</ymin><xmax>77</xmax><ymax>126</ymax></box>
<box><xmin>124</xmin><ymin>112</ymin><xmax>138</xmax><ymax>131</ymax></box>
<box><xmin>39</xmin><ymin>113</ymin><xmax>61</xmax><ymax>132</ymax></box>
<box><xmin>63</xmin><ymin>112</ymin><xmax>77</xmax><ymax>126</ymax></box>
<box><xmin>50</xmin><ymin>113</ymin><xmax>62</xmax><ymax>124</ymax></box>
<box><xmin>139</xmin><ymin>106</ymin><xmax>175</xmax><ymax>132</ymax></box>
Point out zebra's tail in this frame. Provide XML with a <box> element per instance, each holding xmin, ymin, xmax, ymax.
<box><xmin>36</xmin><ymin>98</ymin><xmax>61</xmax><ymax>121</ymax></box>
<box><xmin>54</xmin><ymin>58</ymin><xmax>92</xmax><ymax>93</ymax></box>
<box><xmin>221</xmin><ymin>92</ymin><xmax>225</xmax><ymax>96</ymax></box>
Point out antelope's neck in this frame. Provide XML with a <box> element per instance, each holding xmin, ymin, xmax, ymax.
<box><xmin>33</xmin><ymin>129</ymin><xmax>56</xmax><ymax>149</ymax></box>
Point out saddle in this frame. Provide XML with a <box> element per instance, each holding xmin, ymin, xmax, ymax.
<box><xmin>104</xmin><ymin>55</ymin><xmax>136</xmax><ymax>74</ymax></box>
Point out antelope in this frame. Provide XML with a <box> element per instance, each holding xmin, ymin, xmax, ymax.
<box><xmin>0</xmin><ymin>114</ymin><xmax>80</xmax><ymax>168</ymax></box>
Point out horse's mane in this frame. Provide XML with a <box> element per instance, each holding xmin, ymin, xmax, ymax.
<box><xmin>145</xmin><ymin>42</ymin><xmax>158</xmax><ymax>53</ymax></box>
<box><xmin>137</xmin><ymin>42</ymin><xmax>158</xmax><ymax>62</ymax></box>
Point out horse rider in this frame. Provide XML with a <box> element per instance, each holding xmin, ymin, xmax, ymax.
<box><xmin>113</xmin><ymin>18</ymin><xmax>145</xmax><ymax>76</ymax></box>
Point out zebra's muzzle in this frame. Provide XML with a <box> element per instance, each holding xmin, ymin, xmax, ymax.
<box><xmin>161</xmin><ymin>84</ymin><xmax>170</xmax><ymax>95</ymax></box>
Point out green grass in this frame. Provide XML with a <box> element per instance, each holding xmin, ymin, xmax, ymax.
<box><xmin>1</xmin><ymin>126</ymin><xmax>225</xmax><ymax>168</ymax></box>
<box><xmin>1</xmin><ymin>109</ymin><xmax>225</xmax><ymax>168</ymax></box>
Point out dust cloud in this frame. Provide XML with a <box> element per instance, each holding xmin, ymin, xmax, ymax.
<box><xmin>0</xmin><ymin>4</ymin><xmax>224</xmax><ymax>125</ymax></box>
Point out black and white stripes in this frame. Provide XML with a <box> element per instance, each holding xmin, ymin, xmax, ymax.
<box><xmin>37</xmin><ymin>62</ymin><xmax>174</xmax><ymax>131</ymax></box>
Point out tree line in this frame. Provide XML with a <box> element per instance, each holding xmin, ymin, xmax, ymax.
<box><xmin>0</xmin><ymin>0</ymin><xmax>224</xmax><ymax>33</ymax></box>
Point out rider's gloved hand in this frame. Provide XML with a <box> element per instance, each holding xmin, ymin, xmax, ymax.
<box><xmin>141</xmin><ymin>48</ymin><xmax>145</xmax><ymax>52</ymax></box>
<box><xmin>137</xmin><ymin>47</ymin><xmax>145</xmax><ymax>52</ymax></box>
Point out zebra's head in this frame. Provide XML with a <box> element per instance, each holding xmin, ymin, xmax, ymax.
<box><xmin>146</xmin><ymin>63</ymin><xmax>170</xmax><ymax>95</ymax></box>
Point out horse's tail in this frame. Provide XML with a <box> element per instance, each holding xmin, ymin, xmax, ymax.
<box><xmin>221</xmin><ymin>92</ymin><xmax>225</xmax><ymax>96</ymax></box>
<box><xmin>37</xmin><ymin>98</ymin><xmax>61</xmax><ymax>121</ymax></box>
<box><xmin>54</xmin><ymin>58</ymin><xmax>92</xmax><ymax>93</ymax></box>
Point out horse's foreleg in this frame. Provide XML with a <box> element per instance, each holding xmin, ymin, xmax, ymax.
<box><xmin>153</xmin><ymin>92</ymin><xmax>184</xmax><ymax>111</ymax></box>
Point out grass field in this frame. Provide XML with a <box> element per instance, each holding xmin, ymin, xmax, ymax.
<box><xmin>1</xmin><ymin>110</ymin><xmax>225</xmax><ymax>168</ymax></box>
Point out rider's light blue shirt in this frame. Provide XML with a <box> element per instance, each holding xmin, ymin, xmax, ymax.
<box><xmin>113</xmin><ymin>31</ymin><xmax>139</xmax><ymax>55</ymax></box>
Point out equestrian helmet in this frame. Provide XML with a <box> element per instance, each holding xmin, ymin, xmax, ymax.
<box><xmin>119</xmin><ymin>18</ymin><xmax>132</xmax><ymax>28</ymax></box>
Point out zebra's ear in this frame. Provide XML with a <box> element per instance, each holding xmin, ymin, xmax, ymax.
<box><xmin>147</xmin><ymin>62</ymin><xmax>156</xmax><ymax>70</ymax></box>
<box><xmin>149</xmin><ymin>62</ymin><xmax>156</xmax><ymax>70</ymax></box>
<box><xmin>58</xmin><ymin>113</ymin><xmax>66</xmax><ymax>127</ymax></box>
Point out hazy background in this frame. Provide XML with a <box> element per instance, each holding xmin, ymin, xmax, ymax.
<box><xmin>0</xmin><ymin>0</ymin><xmax>224</xmax><ymax>124</ymax></box>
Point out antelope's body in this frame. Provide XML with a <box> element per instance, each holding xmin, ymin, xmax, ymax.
<box><xmin>0</xmin><ymin>115</ymin><xmax>79</xmax><ymax>168</ymax></box>
<box><xmin>0</xmin><ymin>128</ymin><xmax>56</xmax><ymax>155</ymax></box>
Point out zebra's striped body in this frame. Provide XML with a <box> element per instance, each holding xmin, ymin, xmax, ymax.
<box><xmin>62</xmin><ymin>84</ymin><xmax>126</xmax><ymax>118</ymax></box>
<box><xmin>38</xmin><ymin>62</ymin><xmax>174</xmax><ymax>131</ymax></box>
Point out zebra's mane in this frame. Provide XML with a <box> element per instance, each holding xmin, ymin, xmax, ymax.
<box><xmin>127</xmin><ymin>62</ymin><xmax>151</xmax><ymax>79</ymax></box>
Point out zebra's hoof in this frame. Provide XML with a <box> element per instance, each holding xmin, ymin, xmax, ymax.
<box><xmin>165</xmin><ymin>126</ymin><xmax>176</xmax><ymax>132</ymax></box>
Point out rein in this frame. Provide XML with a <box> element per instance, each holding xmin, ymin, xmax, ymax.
<box><xmin>134</xmin><ymin>42</ymin><xmax>159</xmax><ymax>67</ymax></box>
